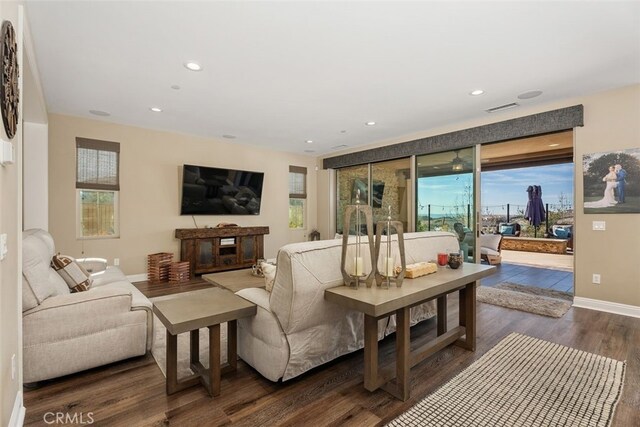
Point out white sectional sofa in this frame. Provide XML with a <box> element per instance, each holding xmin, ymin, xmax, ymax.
<box><xmin>236</xmin><ymin>231</ymin><xmax>458</xmax><ymax>382</ymax></box>
<box><xmin>22</xmin><ymin>229</ymin><xmax>152</xmax><ymax>383</ymax></box>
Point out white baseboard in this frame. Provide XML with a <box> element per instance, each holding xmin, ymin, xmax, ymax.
<box><xmin>9</xmin><ymin>391</ymin><xmax>25</xmax><ymax>427</ymax></box>
<box><xmin>126</xmin><ymin>273</ymin><xmax>148</xmax><ymax>283</ymax></box>
<box><xmin>573</xmin><ymin>297</ymin><xmax>640</xmax><ymax>318</ymax></box>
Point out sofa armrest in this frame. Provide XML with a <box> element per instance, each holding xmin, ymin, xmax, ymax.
<box><xmin>236</xmin><ymin>288</ymin><xmax>271</xmax><ymax>312</ymax></box>
<box><xmin>23</xmin><ymin>287</ymin><xmax>146</xmax><ymax>347</ymax></box>
<box><xmin>76</xmin><ymin>257</ymin><xmax>108</xmax><ymax>274</ymax></box>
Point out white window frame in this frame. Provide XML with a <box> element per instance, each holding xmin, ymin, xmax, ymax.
<box><xmin>289</xmin><ymin>166</ymin><xmax>307</xmax><ymax>230</ymax></box>
<box><xmin>76</xmin><ymin>189</ymin><xmax>120</xmax><ymax>239</ymax></box>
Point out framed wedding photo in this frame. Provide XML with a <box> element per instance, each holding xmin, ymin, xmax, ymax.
<box><xmin>583</xmin><ymin>147</ymin><xmax>640</xmax><ymax>214</ymax></box>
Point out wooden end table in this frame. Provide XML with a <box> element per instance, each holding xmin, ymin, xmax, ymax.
<box><xmin>202</xmin><ymin>269</ymin><xmax>266</xmax><ymax>292</ymax></box>
<box><xmin>325</xmin><ymin>263</ymin><xmax>495</xmax><ymax>401</ymax></box>
<box><xmin>153</xmin><ymin>288</ymin><xmax>256</xmax><ymax>396</ymax></box>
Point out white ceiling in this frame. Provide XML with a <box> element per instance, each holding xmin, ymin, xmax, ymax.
<box><xmin>25</xmin><ymin>1</ymin><xmax>640</xmax><ymax>156</ymax></box>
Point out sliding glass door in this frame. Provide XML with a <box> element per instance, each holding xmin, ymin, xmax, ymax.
<box><xmin>416</xmin><ymin>147</ymin><xmax>477</xmax><ymax>261</ymax></box>
<box><xmin>336</xmin><ymin>159</ymin><xmax>411</xmax><ymax>234</ymax></box>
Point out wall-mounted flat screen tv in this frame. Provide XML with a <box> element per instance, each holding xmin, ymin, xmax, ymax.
<box><xmin>180</xmin><ymin>164</ymin><xmax>264</xmax><ymax>215</ymax></box>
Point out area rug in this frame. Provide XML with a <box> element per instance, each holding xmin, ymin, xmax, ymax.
<box><xmin>387</xmin><ymin>333</ymin><xmax>626</xmax><ymax>427</ymax></box>
<box><xmin>150</xmin><ymin>314</ymin><xmax>228</xmax><ymax>378</ymax></box>
<box><xmin>477</xmin><ymin>282</ymin><xmax>573</xmax><ymax>318</ymax></box>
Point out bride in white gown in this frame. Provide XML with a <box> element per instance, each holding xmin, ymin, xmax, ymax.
<box><xmin>585</xmin><ymin>166</ymin><xmax>618</xmax><ymax>208</ymax></box>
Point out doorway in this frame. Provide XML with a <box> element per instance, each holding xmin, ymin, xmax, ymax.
<box><xmin>479</xmin><ymin>131</ymin><xmax>575</xmax><ymax>294</ymax></box>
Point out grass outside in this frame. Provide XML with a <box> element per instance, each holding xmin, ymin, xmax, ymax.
<box><xmin>583</xmin><ymin>196</ymin><xmax>640</xmax><ymax>214</ymax></box>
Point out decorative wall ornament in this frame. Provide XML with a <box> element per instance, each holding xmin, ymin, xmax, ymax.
<box><xmin>0</xmin><ymin>20</ymin><xmax>19</xmax><ymax>140</ymax></box>
<box><xmin>340</xmin><ymin>189</ymin><xmax>375</xmax><ymax>289</ymax></box>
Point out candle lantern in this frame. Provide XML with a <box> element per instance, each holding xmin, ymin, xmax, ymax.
<box><xmin>340</xmin><ymin>189</ymin><xmax>375</xmax><ymax>289</ymax></box>
<box><xmin>374</xmin><ymin>205</ymin><xmax>406</xmax><ymax>288</ymax></box>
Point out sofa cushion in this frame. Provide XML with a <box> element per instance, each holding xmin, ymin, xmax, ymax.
<box><xmin>261</xmin><ymin>262</ymin><xmax>276</xmax><ymax>292</ymax></box>
<box><xmin>480</xmin><ymin>234</ymin><xmax>502</xmax><ymax>252</ymax></box>
<box><xmin>22</xmin><ymin>231</ymin><xmax>70</xmax><ymax>311</ymax></box>
<box><xmin>90</xmin><ymin>266</ymin><xmax>128</xmax><ymax>287</ymax></box>
<box><xmin>52</xmin><ymin>254</ymin><xmax>93</xmax><ymax>293</ymax></box>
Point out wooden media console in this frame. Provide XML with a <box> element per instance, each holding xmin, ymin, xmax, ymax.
<box><xmin>175</xmin><ymin>226</ymin><xmax>269</xmax><ymax>276</ymax></box>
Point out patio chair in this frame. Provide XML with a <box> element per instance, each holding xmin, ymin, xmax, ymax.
<box><xmin>480</xmin><ymin>233</ymin><xmax>503</xmax><ymax>265</ymax></box>
<box><xmin>498</xmin><ymin>222</ymin><xmax>521</xmax><ymax>237</ymax></box>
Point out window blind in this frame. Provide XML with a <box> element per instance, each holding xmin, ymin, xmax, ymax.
<box><xmin>289</xmin><ymin>166</ymin><xmax>307</xmax><ymax>199</ymax></box>
<box><xmin>76</xmin><ymin>137</ymin><xmax>120</xmax><ymax>191</ymax></box>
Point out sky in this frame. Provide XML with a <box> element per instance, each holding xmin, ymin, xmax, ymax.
<box><xmin>417</xmin><ymin>163</ymin><xmax>574</xmax><ymax>215</ymax></box>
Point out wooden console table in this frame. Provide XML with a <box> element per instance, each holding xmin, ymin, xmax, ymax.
<box><xmin>325</xmin><ymin>263</ymin><xmax>496</xmax><ymax>401</ymax></box>
<box><xmin>175</xmin><ymin>226</ymin><xmax>269</xmax><ymax>277</ymax></box>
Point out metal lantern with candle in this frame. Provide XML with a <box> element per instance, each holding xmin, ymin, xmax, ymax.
<box><xmin>340</xmin><ymin>189</ymin><xmax>375</xmax><ymax>289</ymax></box>
<box><xmin>373</xmin><ymin>205</ymin><xmax>406</xmax><ymax>288</ymax></box>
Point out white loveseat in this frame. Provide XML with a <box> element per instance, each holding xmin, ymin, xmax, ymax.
<box><xmin>236</xmin><ymin>231</ymin><xmax>458</xmax><ymax>382</ymax></box>
<box><xmin>22</xmin><ymin>229</ymin><xmax>152</xmax><ymax>383</ymax></box>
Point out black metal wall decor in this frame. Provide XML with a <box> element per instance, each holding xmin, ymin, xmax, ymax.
<box><xmin>1</xmin><ymin>21</ymin><xmax>19</xmax><ymax>140</ymax></box>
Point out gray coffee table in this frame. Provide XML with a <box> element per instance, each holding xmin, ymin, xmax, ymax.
<box><xmin>153</xmin><ymin>288</ymin><xmax>256</xmax><ymax>396</ymax></box>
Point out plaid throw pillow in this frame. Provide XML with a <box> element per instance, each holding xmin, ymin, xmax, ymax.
<box><xmin>51</xmin><ymin>254</ymin><xmax>93</xmax><ymax>293</ymax></box>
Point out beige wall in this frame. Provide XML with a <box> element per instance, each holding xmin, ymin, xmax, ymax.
<box><xmin>0</xmin><ymin>2</ymin><xmax>23</xmax><ymax>425</ymax></box>
<box><xmin>48</xmin><ymin>114</ymin><xmax>318</xmax><ymax>275</ymax></box>
<box><xmin>23</xmin><ymin>122</ymin><xmax>48</xmax><ymax>230</ymax></box>
<box><xmin>319</xmin><ymin>84</ymin><xmax>640</xmax><ymax>307</ymax></box>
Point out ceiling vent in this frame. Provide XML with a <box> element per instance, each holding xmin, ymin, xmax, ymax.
<box><xmin>485</xmin><ymin>103</ymin><xmax>519</xmax><ymax>113</ymax></box>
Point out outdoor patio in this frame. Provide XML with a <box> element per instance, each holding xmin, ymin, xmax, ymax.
<box><xmin>480</xmin><ymin>250</ymin><xmax>574</xmax><ymax>294</ymax></box>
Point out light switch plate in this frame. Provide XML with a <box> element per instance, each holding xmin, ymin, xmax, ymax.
<box><xmin>592</xmin><ymin>221</ymin><xmax>606</xmax><ymax>231</ymax></box>
<box><xmin>0</xmin><ymin>140</ymin><xmax>15</xmax><ymax>165</ymax></box>
<box><xmin>0</xmin><ymin>233</ymin><xmax>7</xmax><ymax>260</ymax></box>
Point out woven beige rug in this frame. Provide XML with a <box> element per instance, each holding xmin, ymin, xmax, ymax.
<box><xmin>387</xmin><ymin>333</ymin><xmax>625</xmax><ymax>427</ymax></box>
<box><xmin>477</xmin><ymin>282</ymin><xmax>573</xmax><ymax>318</ymax></box>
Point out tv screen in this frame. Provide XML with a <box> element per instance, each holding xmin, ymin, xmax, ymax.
<box><xmin>180</xmin><ymin>164</ymin><xmax>264</xmax><ymax>215</ymax></box>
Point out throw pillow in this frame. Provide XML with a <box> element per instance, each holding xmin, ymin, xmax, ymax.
<box><xmin>51</xmin><ymin>254</ymin><xmax>93</xmax><ymax>293</ymax></box>
<box><xmin>261</xmin><ymin>262</ymin><xmax>276</xmax><ymax>292</ymax></box>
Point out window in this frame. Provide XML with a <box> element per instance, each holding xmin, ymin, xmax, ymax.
<box><xmin>76</xmin><ymin>138</ymin><xmax>120</xmax><ymax>238</ymax></box>
<box><xmin>289</xmin><ymin>166</ymin><xmax>307</xmax><ymax>229</ymax></box>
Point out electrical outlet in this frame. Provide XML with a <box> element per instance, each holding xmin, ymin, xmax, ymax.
<box><xmin>592</xmin><ymin>221</ymin><xmax>606</xmax><ymax>231</ymax></box>
<box><xmin>114</xmin><ymin>258</ymin><xmax>120</xmax><ymax>266</ymax></box>
<box><xmin>592</xmin><ymin>274</ymin><xmax>601</xmax><ymax>284</ymax></box>
<box><xmin>11</xmin><ymin>354</ymin><xmax>16</xmax><ymax>380</ymax></box>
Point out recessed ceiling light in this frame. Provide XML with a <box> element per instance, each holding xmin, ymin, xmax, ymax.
<box><xmin>171</xmin><ymin>84</ymin><xmax>181</xmax><ymax>90</ymax></box>
<box><xmin>305</xmin><ymin>140</ymin><xmax>313</xmax><ymax>144</ymax></box>
<box><xmin>469</xmin><ymin>89</ymin><xmax>484</xmax><ymax>96</ymax></box>
<box><xmin>365</xmin><ymin>121</ymin><xmax>376</xmax><ymax>126</ymax></box>
<box><xmin>89</xmin><ymin>110</ymin><xmax>110</xmax><ymax>116</ymax></box>
<box><xmin>184</xmin><ymin>61</ymin><xmax>202</xmax><ymax>71</ymax></box>
<box><xmin>340</xmin><ymin>130</ymin><xmax>347</xmax><ymax>134</ymax></box>
<box><xmin>149</xmin><ymin>107</ymin><xmax>162</xmax><ymax>112</ymax></box>
<box><xmin>222</xmin><ymin>134</ymin><xmax>236</xmax><ymax>139</ymax></box>
<box><xmin>304</xmin><ymin>150</ymin><xmax>315</xmax><ymax>153</ymax></box>
<box><xmin>518</xmin><ymin>90</ymin><xmax>543</xmax><ymax>100</ymax></box>
<box><xmin>549</xmin><ymin>143</ymin><xmax>560</xmax><ymax>147</ymax></box>
<box><xmin>433</xmin><ymin>166</ymin><xmax>439</xmax><ymax>169</ymax></box>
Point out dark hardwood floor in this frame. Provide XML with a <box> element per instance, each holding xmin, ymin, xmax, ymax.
<box><xmin>23</xmin><ymin>289</ymin><xmax>638</xmax><ymax>427</ymax></box>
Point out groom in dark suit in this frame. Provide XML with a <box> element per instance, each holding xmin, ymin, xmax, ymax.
<box><xmin>615</xmin><ymin>164</ymin><xmax>627</xmax><ymax>203</ymax></box>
